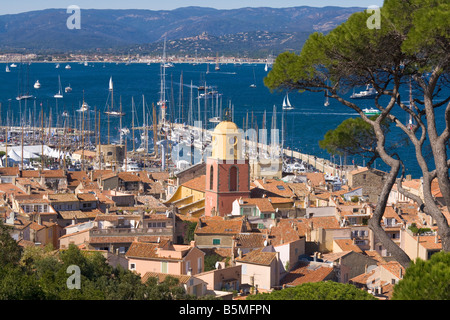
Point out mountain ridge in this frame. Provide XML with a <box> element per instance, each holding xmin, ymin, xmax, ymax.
<box><xmin>0</xmin><ymin>6</ymin><xmax>365</xmax><ymax>55</ymax></box>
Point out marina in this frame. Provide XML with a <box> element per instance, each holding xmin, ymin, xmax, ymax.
<box><xmin>0</xmin><ymin>59</ymin><xmax>442</xmax><ymax>178</ymax></box>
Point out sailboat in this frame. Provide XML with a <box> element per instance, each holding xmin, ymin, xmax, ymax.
<box><xmin>104</xmin><ymin>77</ymin><xmax>125</xmax><ymax>116</ymax></box>
<box><xmin>16</xmin><ymin>61</ymin><xmax>34</xmax><ymax>101</ymax></box>
<box><xmin>77</xmin><ymin>92</ymin><xmax>89</xmax><ymax>112</ymax></box>
<box><xmin>34</xmin><ymin>80</ymin><xmax>41</xmax><ymax>89</ymax></box>
<box><xmin>65</xmin><ymin>84</ymin><xmax>72</xmax><ymax>93</ymax></box>
<box><xmin>324</xmin><ymin>90</ymin><xmax>330</xmax><ymax>107</ymax></box>
<box><xmin>250</xmin><ymin>68</ymin><xmax>257</xmax><ymax>88</ymax></box>
<box><xmin>54</xmin><ymin>76</ymin><xmax>63</xmax><ymax>99</ymax></box>
<box><xmin>282</xmin><ymin>94</ymin><xmax>294</xmax><ymax>110</ymax></box>
<box><xmin>157</xmin><ymin>39</ymin><xmax>168</xmax><ymax>123</ymax></box>
<box><xmin>65</xmin><ymin>64</ymin><xmax>71</xmax><ymax>70</ymax></box>
<box><xmin>215</xmin><ymin>53</ymin><xmax>220</xmax><ymax>71</ymax></box>
<box><xmin>5</xmin><ymin>64</ymin><xmax>10</xmax><ymax>72</ymax></box>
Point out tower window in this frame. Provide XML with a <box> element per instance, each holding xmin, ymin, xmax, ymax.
<box><xmin>209</xmin><ymin>165</ymin><xmax>214</xmax><ymax>190</ymax></box>
<box><xmin>230</xmin><ymin>166</ymin><xmax>238</xmax><ymax>191</ymax></box>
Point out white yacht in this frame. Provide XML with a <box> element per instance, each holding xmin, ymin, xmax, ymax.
<box><xmin>350</xmin><ymin>85</ymin><xmax>377</xmax><ymax>99</ymax></box>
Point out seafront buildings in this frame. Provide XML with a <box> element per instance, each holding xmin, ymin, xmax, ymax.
<box><xmin>0</xmin><ymin>114</ymin><xmax>446</xmax><ymax>300</ymax></box>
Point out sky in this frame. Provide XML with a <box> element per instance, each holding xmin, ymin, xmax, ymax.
<box><xmin>0</xmin><ymin>1</ymin><xmax>385</xmax><ymax>15</ymax></box>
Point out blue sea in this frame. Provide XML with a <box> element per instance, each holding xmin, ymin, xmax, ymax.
<box><xmin>1</xmin><ymin>61</ymin><xmax>448</xmax><ymax>178</ymax></box>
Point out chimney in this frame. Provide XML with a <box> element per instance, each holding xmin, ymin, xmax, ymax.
<box><xmin>435</xmin><ymin>232</ymin><xmax>439</xmax><ymax>244</ymax></box>
<box><xmin>190</xmin><ymin>240</ymin><xmax>196</xmax><ymax>247</ymax></box>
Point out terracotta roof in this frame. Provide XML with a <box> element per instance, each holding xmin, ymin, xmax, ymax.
<box><xmin>41</xmin><ymin>170</ymin><xmax>66</xmax><ymax>178</ymax></box>
<box><xmin>287</xmin><ymin>183</ymin><xmax>309</xmax><ymax>197</ymax></box>
<box><xmin>349</xmin><ymin>167</ymin><xmax>386</xmax><ymax>176</ymax></box>
<box><xmin>91</xmin><ymin>170</ymin><xmax>114</xmax><ymax>181</ymax></box>
<box><xmin>236</xmin><ymin>247</ymin><xmax>277</xmax><ymax>266</ymax></box>
<box><xmin>76</xmin><ymin>193</ymin><xmax>97</xmax><ymax>202</ymax></box>
<box><xmin>47</xmin><ymin>193</ymin><xmax>79</xmax><ymax>202</ymax></box>
<box><xmin>58</xmin><ymin>209</ymin><xmax>100</xmax><ymax>220</ymax></box>
<box><xmin>281</xmin><ymin>261</ymin><xmax>334</xmax><ymax>286</ymax></box>
<box><xmin>182</xmin><ymin>175</ymin><xmax>206</xmax><ymax>192</ymax></box>
<box><xmin>350</xmin><ymin>270</ymin><xmax>376</xmax><ymax>286</ymax></box>
<box><xmin>235</xmin><ymin>233</ymin><xmax>267</xmax><ymax>249</ymax></box>
<box><xmin>305</xmin><ymin>173</ymin><xmax>326</xmax><ymax>187</ymax></box>
<box><xmin>150</xmin><ymin>172</ymin><xmax>170</xmax><ymax>181</ymax></box>
<box><xmin>118</xmin><ymin>172</ymin><xmax>141</xmax><ymax>182</ymax></box>
<box><xmin>21</xmin><ymin>170</ymin><xmax>40</xmax><ymax>178</ymax></box>
<box><xmin>238</xmin><ymin>198</ymin><xmax>274</xmax><ymax>212</ymax></box>
<box><xmin>0</xmin><ymin>167</ymin><xmax>20</xmax><ymax>176</ymax></box>
<box><xmin>364</xmin><ymin>250</ymin><xmax>387</xmax><ymax>264</ymax></box>
<box><xmin>141</xmin><ymin>272</ymin><xmax>191</xmax><ymax>284</ymax></box>
<box><xmin>0</xmin><ymin>183</ymin><xmax>26</xmax><ymax>196</ymax></box>
<box><xmin>5</xmin><ymin>216</ymin><xmax>31</xmax><ymax>230</ymax></box>
<box><xmin>195</xmin><ymin>216</ymin><xmax>248</xmax><ymax>235</ymax></box>
<box><xmin>269</xmin><ymin>220</ymin><xmax>302</xmax><ymax>246</ymax></box>
<box><xmin>254</xmin><ymin>179</ymin><xmax>295</xmax><ymax>198</ymax></box>
<box><xmin>380</xmin><ymin>261</ymin><xmax>405</xmax><ymax>279</ymax></box>
<box><xmin>321</xmin><ymin>251</ymin><xmax>352</xmax><ymax>262</ymax></box>
<box><xmin>415</xmin><ymin>234</ymin><xmax>442</xmax><ymax>250</ymax></box>
<box><xmin>334</xmin><ymin>239</ymin><xmax>363</xmax><ymax>253</ymax></box>
<box><xmin>101</xmin><ymin>172</ymin><xmax>118</xmax><ymax>180</ymax></box>
<box><xmin>126</xmin><ymin>241</ymin><xmax>190</xmax><ymax>260</ymax></box>
<box><xmin>383</xmin><ymin>206</ymin><xmax>403</xmax><ymax>223</ymax></box>
<box><xmin>282</xmin><ymin>216</ymin><xmax>341</xmax><ymax>237</ymax></box>
<box><xmin>67</xmin><ymin>171</ymin><xmax>91</xmax><ymax>188</ymax></box>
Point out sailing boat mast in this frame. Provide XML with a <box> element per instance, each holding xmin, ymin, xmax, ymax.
<box><xmin>159</xmin><ymin>38</ymin><xmax>167</xmax><ymax>124</ymax></box>
<box><xmin>108</xmin><ymin>77</ymin><xmax>113</xmax><ymax>144</ymax></box>
<box><xmin>132</xmin><ymin>97</ymin><xmax>135</xmax><ymax>152</ymax></box>
<box><xmin>153</xmin><ymin>103</ymin><xmax>158</xmax><ymax>158</ymax></box>
<box><xmin>119</xmin><ymin>96</ymin><xmax>123</xmax><ymax>145</ymax></box>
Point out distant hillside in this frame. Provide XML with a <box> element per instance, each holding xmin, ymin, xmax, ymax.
<box><xmin>0</xmin><ymin>6</ymin><xmax>364</xmax><ymax>55</ymax></box>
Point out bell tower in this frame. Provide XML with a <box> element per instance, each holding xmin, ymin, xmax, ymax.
<box><xmin>205</xmin><ymin>120</ymin><xmax>250</xmax><ymax>217</ymax></box>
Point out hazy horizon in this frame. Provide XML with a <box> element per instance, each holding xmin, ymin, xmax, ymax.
<box><xmin>0</xmin><ymin>1</ymin><xmax>384</xmax><ymax>15</ymax></box>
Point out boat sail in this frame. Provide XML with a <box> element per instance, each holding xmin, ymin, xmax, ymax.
<box><xmin>282</xmin><ymin>94</ymin><xmax>294</xmax><ymax>110</ymax></box>
<box><xmin>104</xmin><ymin>77</ymin><xmax>125</xmax><ymax>116</ymax></box>
<box><xmin>54</xmin><ymin>75</ymin><xmax>63</xmax><ymax>99</ymax></box>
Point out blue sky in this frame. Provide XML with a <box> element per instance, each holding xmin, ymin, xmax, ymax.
<box><xmin>0</xmin><ymin>1</ymin><xmax>384</xmax><ymax>15</ymax></box>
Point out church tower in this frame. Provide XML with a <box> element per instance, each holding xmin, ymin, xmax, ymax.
<box><xmin>205</xmin><ymin>120</ymin><xmax>250</xmax><ymax>217</ymax></box>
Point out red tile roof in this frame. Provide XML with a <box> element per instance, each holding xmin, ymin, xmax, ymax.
<box><xmin>236</xmin><ymin>248</ymin><xmax>277</xmax><ymax>266</ymax></box>
<box><xmin>281</xmin><ymin>261</ymin><xmax>335</xmax><ymax>286</ymax></box>
<box><xmin>182</xmin><ymin>175</ymin><xmax>206</xmax><ymax>192</ymax></box>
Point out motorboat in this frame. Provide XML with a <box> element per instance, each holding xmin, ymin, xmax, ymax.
<box><xmin>350</xmin><ymin>85</ymin><xmax>377</xmax><ymax>99</ymax></box>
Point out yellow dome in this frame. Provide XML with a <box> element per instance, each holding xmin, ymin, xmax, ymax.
<box><xmin>213</xmin><ymin>121</ymin><xmax>238</xmax><ymax>134</ymax></box>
